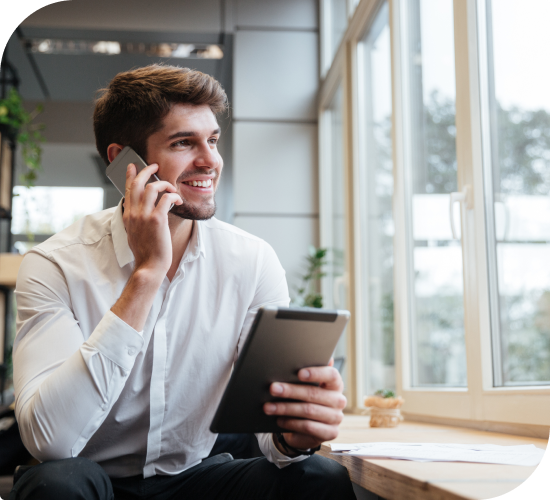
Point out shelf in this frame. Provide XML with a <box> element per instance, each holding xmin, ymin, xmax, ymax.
<box><xmin>0</xmin><ymin>253</ymin><xmax>24</xmax><ymax>287</ymax></box>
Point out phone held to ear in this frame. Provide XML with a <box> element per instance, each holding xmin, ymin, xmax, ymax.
<box><xmin>105</xmin><ymin>146</ymin><xmax>160</xmax><ymax>196</ymax></box>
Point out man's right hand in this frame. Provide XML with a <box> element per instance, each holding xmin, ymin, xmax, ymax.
<box><xmin>122</xmin><ymin>162</ymin><xmax>182</xmax><ymax>276</ymax></box>
<box><xmin>111</xmin><ymin>162</ymin><xmax>182</xmax><ymax>332</ymax></box>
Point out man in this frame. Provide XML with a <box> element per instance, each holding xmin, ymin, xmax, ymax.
<box><xmin>10</xmin><ymin>65</ymin><xmax>356</xmax><ymax>499</ymax></box>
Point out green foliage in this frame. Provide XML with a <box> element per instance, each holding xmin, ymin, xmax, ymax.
<box><xmin>423</xmin><ymin>91</ymin><xmax>550</xmax><ymax>197</ymax></box>
<box><xmin>0</xmin><ymin>88</ymin><xmax>46</xmax><ymax>188</ymax></box>
<box><xmin>293</xmin><ymin>246</ymin><xmax>327</xmax><ymax>308</ymax></box>
<box><xmin>374</xmin><ymin>389</ymin><xmax>395</xmax><ymax>398</ymax></box>
<box><xmin>424</xmin><ymin>90</ymin><xmax>458</xmax><ymax>194</ymax></box>
<box><xmin>500</xmin><ymin>291</ymin><xmax>550</xmax><ymax>383</ymax></box>
<box><xmin>496</xmin><ymin>105</ymin><xmax>550</xmax><ymax>196</ymax></box>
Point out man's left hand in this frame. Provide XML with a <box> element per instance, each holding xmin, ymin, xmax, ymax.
<box><xmin>263</xmin><ymin>360</ymin><xmax>346</xmax><ymax>455</ymax></box>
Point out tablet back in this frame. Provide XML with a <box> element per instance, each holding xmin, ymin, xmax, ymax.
<box><xmin>210</xmin><ymin>306</ymin><xmax>350</xmax><ymax>434</ymax></box>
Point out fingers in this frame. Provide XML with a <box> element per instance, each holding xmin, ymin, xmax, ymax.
<box><xmin>298</xmin><ymin>365</ymin><xmax>343</xmax><ymax>391</ymax></box>
<box><xmin>154</xmin><ymin>192</ymin><xmax>183</xmax><ymax>214</ymax></box>
<box><xmin>125</xmin><ymin>163</ymin><xmax>179</xmax><ymax>213</ymax></box>
<box><xmin>264</xmin><ymin>400</ymin><xmax>343</xmax><ymax>426</ymax></box>
<box><xmin>142</xmin><ymin>180</ymin><xmax>179</xmax><ymax>213</ymax></box>
<box><xmin>127</xmin><ymin>163</ymin><xmax>161</xmax><ymax>207</ymax></box>
<box><xmin>124</xmin><ymin>163</ymin><xmax>137</xmax><ymax>211</ymax></box>
<box><xmin>276</xmin><ymin>418</ymin><xmax>340</xmax><ymax>443</ymax></box>
<box><xmin>270</xmin><ymin>381</ymin><xmax>346</xmax><ymax>409</ymax></box>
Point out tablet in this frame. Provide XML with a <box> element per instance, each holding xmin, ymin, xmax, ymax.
<box><xmin>210</xmin><ymin>306</ymin><xmax>350</xmax><ymax>434</ymax></box>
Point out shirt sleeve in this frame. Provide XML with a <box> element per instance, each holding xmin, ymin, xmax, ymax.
<box><xmin>255</xmin><ymin>433</ymin><xmax>309</xmax><ymax>468</ymax></box>
<box><xmin>13</xmin><ymin>251</ymin><xmax>143</xmax><ymax>462</ymax></box>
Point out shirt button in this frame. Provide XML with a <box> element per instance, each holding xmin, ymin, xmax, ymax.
<box><xmin>128</xmin><ymin>348</ymin><xmax>136</xmax><ymax>356</ymax></box>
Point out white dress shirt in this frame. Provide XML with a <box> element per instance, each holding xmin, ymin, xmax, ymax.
<box><xmin>13</xmin><ymin>201</ymin><xmax>308</xmax><ymax>478</ymax></box>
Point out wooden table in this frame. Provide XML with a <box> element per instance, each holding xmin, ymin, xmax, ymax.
<box><xmin>319</xmin><ymin>416</ymin><xmax>548</xmax><ymax>500</ymax></box>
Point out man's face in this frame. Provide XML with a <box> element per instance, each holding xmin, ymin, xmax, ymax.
<box><xmin>146</xmin><ymin>103</ymin><xmax>223</xmax><ymax>220</ymax></box>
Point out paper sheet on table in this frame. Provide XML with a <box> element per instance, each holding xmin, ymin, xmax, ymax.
<box><xmin>330</xmin><ymin>442</ymin><xmax>545</xmax><ymax>466</ymax></box>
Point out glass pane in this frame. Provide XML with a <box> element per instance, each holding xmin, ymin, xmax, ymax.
<box><xmin>486</xmin><ymin>0</ymin><xmax>550</xmax><ymax>385</ymax></box>
<box><xmin>327</xmin><ymin>85</ymin><xmax>348</xmax><ymax>367</ymax></box>
<box><xmin>330</xmin><ymin>0</ymin><xmax>348</xmax><ymax>63</ymax></box>
<box><xmin>12</xmin><ymin>186</ymin><xmax>104</xmax><ymax>235</ymax></box>
<box><xmin>407</xmin><ymin>0</ymin><xmax>467</xmax><ymax>386</ymax></box>
<box><xmin>359</xmin><ymin>3</ymin><xmax>395</xmax><ymax>395</ymax></box>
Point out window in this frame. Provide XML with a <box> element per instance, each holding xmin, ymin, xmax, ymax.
<box><xmin>483</xmin><ymin>0</ymin><xmax>550</xmax><ymax>386</ymax></box>
<box><xmin>356</xmin><ymin>3</ymin><xmax>395</xmax><ymax>396</ymax></box>
<box><xmin>12</xmin><ymin>186</ymin><xmax>104</xmax><ymax>252</ymax></box>
<box><xmin>319</xmin><ymin>0</ymin><xmax>550</xmax><ymax>430</ymax></box>
<box><xmin>320</xmin><ymin>84</ymin><xmax>349</xmax><ymax>389</ymax></box>
<box><xmin>402</xmin><ymin>0</ymin><xmax>467</xmax><ymax>387</ymax></box>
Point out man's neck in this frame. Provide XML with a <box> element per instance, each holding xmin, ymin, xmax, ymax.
<box><xmin>166</xmin><ymin>216</ymin><xmax>194</xmax><ymax>281</ymax></box>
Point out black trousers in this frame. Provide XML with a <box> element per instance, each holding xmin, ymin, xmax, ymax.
<box><xmin>8</xmin><ymin>454</ymin><xmax>356</xmax><ymax>500</ymax></box>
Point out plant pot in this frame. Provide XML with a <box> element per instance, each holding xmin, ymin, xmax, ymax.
<box><xmin>363</xmin><ymin>395</ymin><xmax>405</xmax><ymax>428</ymax></box>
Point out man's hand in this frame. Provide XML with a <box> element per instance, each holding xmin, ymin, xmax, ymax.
<box><xmin>111</xmin><ymin>162</ymin><xmax>182</xmax><ymax>332</ymax></box>
<box><xmin>123</xmin><ymin>162</ymin><xmax>182</xmax><ymax>276</ymax></box>
<box><xmin>263</xmin><ymin>360</ymin><xmax>346</xmax><ymax>455</ymax></box>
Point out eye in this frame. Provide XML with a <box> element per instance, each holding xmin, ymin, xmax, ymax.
<box><xmin>208</xmin><ymin>137</ymin><xmax>219</xmax><ymax>145</ymax></box>
<box><xmin>172</xmin><ymin>139</ymin><xmax>191</xmax><ymax>148</ymax></box>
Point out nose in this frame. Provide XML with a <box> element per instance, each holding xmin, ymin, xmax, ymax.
<box><xmin>194</xmin><ymin>142</ymin><xmax>219</xmax><ymax>169</ymax></box>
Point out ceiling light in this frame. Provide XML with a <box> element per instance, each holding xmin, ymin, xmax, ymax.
<box><xmin>24</xmin><ymin>38</ymin><xmax>223</xmax><ymax>59</ymax></box>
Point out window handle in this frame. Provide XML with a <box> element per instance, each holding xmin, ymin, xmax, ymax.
<box><xmin>449</xmin><ymin>185</ymin><xmax>473</xmax><ymax>240</ymax></box>
<box><xmin>333</xmin><ymin>272</ymin><xmax>348</xmax><ymax>308</ymax></box>
<box><xmin>494</xmin><ymin>195</ymin><xmax>510</xmax><ymax>242</ymax></box>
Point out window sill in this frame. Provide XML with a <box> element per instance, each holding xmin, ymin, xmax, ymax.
<box><xmin>321</xmin><ymin>415</ymin><xmax>547</xmax><ymax>500</ymax></box>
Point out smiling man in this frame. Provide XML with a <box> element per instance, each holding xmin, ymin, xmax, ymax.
<box><xmin>10</xmin><ymin>65</ymin><xmax>356</xmax><ymax>500</ymax></box>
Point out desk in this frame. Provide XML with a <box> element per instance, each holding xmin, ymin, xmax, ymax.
<box><xmin>320</xmin><ymin>416</ymin><xmax>547</xmax><ymax>500</ymax></box>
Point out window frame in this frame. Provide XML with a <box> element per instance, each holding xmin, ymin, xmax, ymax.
<box><xmin>319</xmin><ymin>0</ymin><xmax>550</xmax><ymax>432</ymax></box>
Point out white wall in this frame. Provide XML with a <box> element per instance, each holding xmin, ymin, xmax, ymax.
<box><xmin>231</xmin><ymin>0</ymin><xmax>319</xmax><ymax>297</ymax></box>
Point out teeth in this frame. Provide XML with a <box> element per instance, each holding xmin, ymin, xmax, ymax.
<box><xmin>184</xmin><ymin>179</ymin><xmax>212</xmax><ymax>187</ymax></box>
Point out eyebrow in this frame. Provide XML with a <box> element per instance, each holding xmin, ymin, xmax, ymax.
<box><xmin>167</xmin><ymin>128</ymin><xmax>221</xmax><ymax>141</ymax></box>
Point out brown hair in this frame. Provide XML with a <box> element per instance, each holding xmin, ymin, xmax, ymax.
<box><xmin>93</xmin><ymin>64</ymin><xmax>228</xmax><ymax>165</ymax></box>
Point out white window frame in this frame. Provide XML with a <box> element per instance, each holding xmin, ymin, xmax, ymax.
<box><xmin>319</xmin><ymin>52</ymin><xmax>357</xmax><ymax>407</ymax></box>
<box><xmin>391</xmin><ymin>0</ymin><xmax>550</xmax><ymax>432</ymax></box>
<box><xmin>319</xmin><ymin>0</ymin><xmax>550</xmax><ymax>432</ymax></box>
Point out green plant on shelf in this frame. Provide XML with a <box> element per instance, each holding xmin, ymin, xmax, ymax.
<box><xmin>374</xmin><ymin>389</ymin><xmax>396</xmax><ymax>399</ymax></box>
<box><xmin>0</xmin><ymin>87</ymin><xmax>46</xmax><ymax>188</ymax></box>
<box><xmin>293</xmin><ymin>246</ymin><xmax>327</xmax><ymax>309</ymax></box>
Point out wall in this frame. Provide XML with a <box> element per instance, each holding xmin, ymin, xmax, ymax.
<box><xmin>7</xmin><ymin>0</ymin><xmax>320</xmax><ymax>296</ymax></box>
<box><xmin>230</xmin><ymin>0</ymin><xmax>320</xmax><ymax>296</ymax></box>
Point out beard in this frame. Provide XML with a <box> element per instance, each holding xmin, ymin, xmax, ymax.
<box><xmin>169</xmin><ymin>197</ymin><xmax>216</xmax><ymax>220</ymax></box>
<box><xmin>168</xmin><ymin>168</ymin><xmax>218</xmax><ymax>221</ymax></box>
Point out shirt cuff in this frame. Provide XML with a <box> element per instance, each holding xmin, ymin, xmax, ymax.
<box><xmin>84</xmin><ymin>310</ymin><xmax>144</xmax><ymax>372</ymax></box>
<box><xmin>268</xmin><ymin>433</ymin><xmax>310</xmax><ymax>468</ymax></box>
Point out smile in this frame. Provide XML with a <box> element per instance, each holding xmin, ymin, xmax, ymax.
<box><xmin>183</xmin><ymin>179</ymin><xmax>213</xmax><ymax>188</ymax></box>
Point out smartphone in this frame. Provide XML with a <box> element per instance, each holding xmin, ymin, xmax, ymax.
<box><xmin>105</xmin><ymin>146</ymin><xmax>160</xmax><ymax>196</ymax></box>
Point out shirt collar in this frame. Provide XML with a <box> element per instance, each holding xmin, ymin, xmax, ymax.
<box><xmin>111</xmin><ymin>200</ymin><xmax>135</xmax><ymax>269</ymax></box>
<box><xmin>110</xmin><ymin>200</ymin><xmax>207</xmax><ymax>269</ymax></box>
<box><xmin>182</xmin><ymin>219</ymin><xmax>207</xmax><ymax>263</ymax></box>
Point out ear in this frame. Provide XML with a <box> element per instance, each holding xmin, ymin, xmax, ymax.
<box><xmin>107</xmin><ymin>144</ymin><xmax>125</xmax><ymax>163</ymax></box>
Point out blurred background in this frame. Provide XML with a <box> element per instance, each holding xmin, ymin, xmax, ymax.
<box><xmin>2</xmin><ymin>0</ymin><xmax>319</xmax><ymax>290</ymax></box>
<box><xmin>0</xmin><ymin>1</ymin><xmax>321</xmax><ymax>403</ymax></box>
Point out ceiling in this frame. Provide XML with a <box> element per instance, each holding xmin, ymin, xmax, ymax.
<box><xmin>5</xmin><ymin>26</ymin><xmax>230</xmax><ymax>102</ymax></box>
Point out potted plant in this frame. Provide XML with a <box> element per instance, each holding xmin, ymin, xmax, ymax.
<box><xmin>364</xmin><ymin>389</ymin><xmax>404</xmax><ymax>428</ymax></box>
